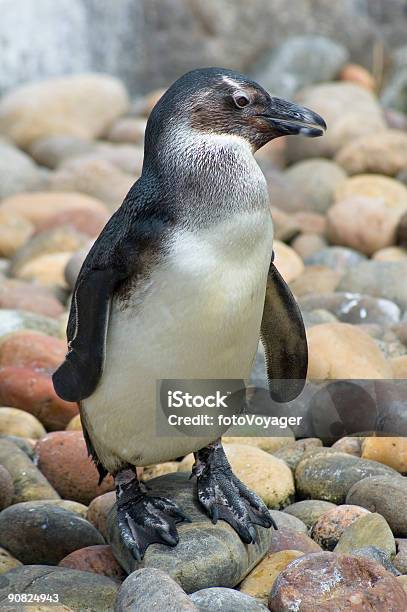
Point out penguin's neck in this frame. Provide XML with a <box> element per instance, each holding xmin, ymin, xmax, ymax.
<box><xmin>145</xmin><ymin>127</ymin><xmax>269</xmax><ymax>227</ymax></box>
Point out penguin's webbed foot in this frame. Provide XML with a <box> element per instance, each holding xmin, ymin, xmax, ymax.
<box><xmin>192</xmin><ymin>440</ymin><xmax>276</xmax><ymax>544</ymax></box>
<box><xmin>115</xmin><ymin>469</ymin><xmax>190</xmax><ymax>562</ymax></box>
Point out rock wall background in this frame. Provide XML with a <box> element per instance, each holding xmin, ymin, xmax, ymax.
<box><xmin>1</xmin><ymin>0</ymin><xmax>406</xmax><ymax>97</ymax></box>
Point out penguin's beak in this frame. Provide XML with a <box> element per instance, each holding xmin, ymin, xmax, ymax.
<box><xmin>259</xmin><ymin>97</ymin><xmax>327</xmax><ymax>137</ymax></box>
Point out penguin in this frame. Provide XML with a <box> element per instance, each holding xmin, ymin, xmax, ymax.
<box><xmin>53</xmin><ymin>67</ymin><xmax>326</xmax><ymax>561</ymax></box>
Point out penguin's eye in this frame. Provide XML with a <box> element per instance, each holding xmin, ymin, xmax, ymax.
<box><xmin>233</xmin><ymin>92</ymin><xmax>250</xmax><ymax>109</ymax></box>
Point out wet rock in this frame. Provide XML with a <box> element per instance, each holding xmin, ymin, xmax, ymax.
<box><xmin>0</xmin><ymin>191</ymin><xmax>108</xmax><ymax>228</ymax></box>
<box><xmin>361</xmin><ymin>437</ymin><xmax>407</xmax><ymax>473</ymax></box>
<box><xmin>0</xmin><ymin>438</ymin><xmax>59</xmax><ymax>503</ymax></box>
<box><xmin>115</xmin><ymin>568</ymin><xmax>198</xmax><ymax>611</ymax></box>
<box><xmin>0</xmin><ymin>465</ymin><xmax>13</xmax><ymax>510</ymax></box>
<box><xmin>327</xmin><ymin>196</ymin><xmax>407</xmax><ymax>256</ymax></box>
<box><xmin>0</xmin><ymin>547</ymin><xmax>22</xmax><ymax>574</ymax></box>
<box><xmin>59</xmin><ymin>545</ymin><xmax>124</xmax><ymax>580</ymax></box>
<box><xmin>296</xmin><ymin>452</ymin><xmax>398</xmax><ymax>503</ymax></box>
<box><xmin>239</xmin><ymin>549</ymin><xmax>304</xmax><ymax>602</ymax></box>
<box><xmin>48</xmin><ymin>158</ymin><xmax>135</xmax><ymax>210</ymax></box>
<box><xmin>272</xmin><ymin>438</ymin><xmax>323</xmax><ymax>472</ymax></box>
<box><xmin>35</xmin><ymin>431</ymin><xmax>115</xmax><ymax>505</ymax></box>
<box><xmin>0</xmin><ymin>142</ymin><xmax>44</xmax><ymax>199</ymax></box>
<box><xmin>285</xmin><ymin>82</ymin><xmax>385</xmax><ymax>162</ymax></box>
<box><xmin>0</xmin><ymin>279</ymin><xmax>64</xmax><ymax>318</ymax></box>
<box><xmin>179</xmin><ymin>444</ymin><xmax>294</xmax><ymax>509</ymax></box>
<box><xmin>269</xmin><ymin>528</ymin><xmax>321</xmax><ymax>555</ymax></box>
<box><xmin>283</xmin><ymin>500</ymin><xmax>336</xmax><ymax>530</ymax></box>
<box><xmin>0</xmin><ymin>502</ymin><xmax>104</xmax><ymax>564</ymax></box>
<box><xmin>273</xmin><ymin>240</ymin><xmax>304</xmax><ymax>283</ymax></box>
<box><xmin>0</xmin><ymin>565</ymin><xmax>118</xmax><ymax>611</ymax></box>
<box><xmin>253</xmin><ymin>36</ymin><xmax>348</xmax><ymax>98</ymax></box>
<box><xmin>0</xmin><ymin>367</ymin><xmax>78</xmax><ymax>430</ymax></box>
<box><xmin>307</xmin><ymin>322</ymin><xmax>392</xmax><ymax>379</ymax></box>
<box><xmin>304</xmin><ymin>246</ymin><xmax>366</xmax><ymax>273</ymax></box>
<box><xmin>332</xmin><ymin>436</ymin><xmax>363</xmax><ymax>456</ymax></box>
<box><xmin>335</xmin><ymin>130</ymin><xmax>407</xmax><ymax>176</ymax></box>
<box><xmin>0</xmin><ymin>309</ymin><xmax>61</xmax><ymax>339</ymax></box>
<box><xmin>311</xmin><ymin>505</ymin><xmax>370</xmax><ymax>550</ymax></box>
<box><xmin>290</xmin><ymin>266</ymin><xmax>342</xmax><ymax>298</ymax></box>
<box><xmin>284</xmin><ymin>158</ymin><xmax>346</xmax><ymax>213</ymax></box>
<box><xmin>334</xmin><ymin>512</ymin><xmax>396</xmax><ymax>558</ymax></box>
<box><xmin>0</xmin><ymin>407</ymin><xmax>46</xmax><ymax>439</ymax></box>
<box><xmin>268</xmin><ymin>510</ymin><xmax>307</xmax><ymax>534</ymax></box>
<box><xmin>86</xmin><ymin>491</ymin><xmax>116</xmax><ymax>540</ymax></box>
<box><xmin>0</xmin><ymin>331</ymin><xmax>67</xmax><ymax>372</ymax></box>
<box><xmin>338</xmin><ymin>260</ymin><xmax>407</xmax><ymax>311</ymax></box>
<box><xmin>346</xmin><ymin>474</ymin><xmax>407</xmax><ymax>536</ymax></box>
<box><xmin>352</xmin><ymin>546</ymin><xmax>401</xmax><ymax>575</ymax></box>
<box><xmin>191</xmin><ymin>587</ymin><xmax>267</xmax><ymax>611</ymax></box>
<box><xmin>0</xmin><ymin>74</ymin><xmax>129</xmax><ymax>147</ymax></box>
<box><xmin>0</xmin><ymin>210</ymin><xmax>33</xmax><ymax>258</ymax></box>
<box><xmin>269</xmin><ymin>551</ymin><xmax>407</xmax><ymax>611</ymax></box>
<box><xmin>107</xmin><ymin>473</ymin><xmax>272</xmax><ymax>592</ymax></box>
<box><xmin>299</xmin><ymin>292</ymin><xmax>400</xmax><ymax>325</ymax></box>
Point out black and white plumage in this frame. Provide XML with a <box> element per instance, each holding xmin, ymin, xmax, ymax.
<box><xmin>53</xmin><ymin>67</ymin><xmax>326</xmax><ymax>559</ymax></box>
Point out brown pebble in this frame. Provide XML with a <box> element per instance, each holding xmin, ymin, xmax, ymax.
<box><xmin>311</xmin><ymin>505</ymin><xmax>370</xmax><ymax>550</ymax></box>
<box><xmin>269</xmin><ymin>527</ymin><xmax>321</xmax><ymax>555</ymax></box>
<box><xmin>59</xmin><ymin>544</ymin><xmax>125</xmax><ymax>580</ymax></box>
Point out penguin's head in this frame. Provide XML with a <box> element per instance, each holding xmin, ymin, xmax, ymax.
<box><xmin>145</xmin><ymin>67</ymin><xmax>326</xmax><ymax>152</ymax></box>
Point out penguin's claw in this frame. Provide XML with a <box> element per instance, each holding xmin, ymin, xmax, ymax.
<box><xmin>193</xmin><ymin>440</ymin><xmax>275</xmax><ymax>544</ymax></box>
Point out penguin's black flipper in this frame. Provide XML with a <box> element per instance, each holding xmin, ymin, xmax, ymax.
<box><xmin>260</xmin><ymin>256</ymin><xmax>308</xmax><ymax>403</ymax></box>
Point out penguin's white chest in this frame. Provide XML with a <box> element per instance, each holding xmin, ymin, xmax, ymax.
<box><xmin>82</xmin><ymin>209</ymin><xmax>273</xmax><ymax>469</ymax></box>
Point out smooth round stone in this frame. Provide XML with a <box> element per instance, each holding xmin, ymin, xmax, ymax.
<box><xmin>28</xmin><ymin>134</ymin><xmax>98</xmax><ymax>168</ymax></box>
<box><xmin>191</xmin><ymin>587</ymin><xmax>267</xmax><ymax>611</ymax></box>
<box><xmin>0</xmin><ymin>279</ymin><xmax>64</xmax><ymax>318</ymax></box>
<box><xmin>0</xmin><ymin>209</ymin><xmax>33</xmax><ymax>258</ymax></box>
<box><xmin>35</xmin><ymin>432</ymin><xmax>115</xmax><ymax>505</ymax></box>
<box><xmin>284</xmin><ymin>159</ymin><xmax>346</xmax><ymax>214</ymax></box>
<box><xmin>0</xmin><ymin>434</ymin><xmax>35</xmax><ymax>458</ymax></box>
<box><xmin>179</xmin><ymin>444</ymin><xmax>294</xmax><ymax>509</ymax></box>
<box><xmin>283</xmin><ymin>500</ymin><xmax>337</xmax><ymax>530</ymax></box>
<box><xmin>0</xmin><ymin>366</ymin><xmax>78</xmax><ymax>431</ymax></box>
<box><xmin>290</xmin><ymin>266</ymin><xmax>342</xmax><ymax>298</ymax></box>
<box><xmin>0</xmin><ymin>465</ymin><xmax>13</xmax><ymax>510</ymax></box>
<box><xmin>0</xmin><ymin>546</ymin><xmax>22</xmax><ymax>574</ymax></box>
<box><xmin>222</xmin><ymin>434</ymin><xmax>294</xmax><ymax>454</ymax></box>
<box><xmin>291</xmin><ymin>233</ymin><xmax>327</xmax><ymax>259</ymax></box>
<box><xmin>334</xmin><ymin>513</ymin><xmax>396</xmax><ymax>558</ymax></box>
<box><xmin>65</xmin><ymin>414</ymin><xmax>82</xmax><ymax>431</ymax></box>
<box><xmin>107</xmin><ymin>473</ymin><xmax>273</xmax><ymax>592</ymax></box>
<box><xmin>272</xmin><ymin>438</ymin><xmax>323</xmax><ymax>471</ymax></box>
<box><xmin>332</xmin><ymin>436</ymin><xmax>363</xmax><ymax>456</ymax></box>
<box><xmin>299</xmin><ymin>292</ymin><xmax>401</xmax><ymax>325</ymax></box>
<box><xmin>269</xmin><ymin>551</ymin><xmax>407</xmax><ymax>611</ymax></box>
<box><xmin>0</xmin><ymin>438</ymin><xmax>59</xmax><ymax>503</ymax></box>
<box><xmin>35</xmin><ymin>207</ymin><xmax>109</xmax><ymax>238</ymax></box>
<box><xmin>302</xmin><ymin>309</ymin><xmax>337</xmax><ymax>328</ymax></box>
<box><xmin>373</xmin><ymin>246</ymin><xmax>407</xmax><ymax>262</ymax></box>
<box><xmin>0</xmin><ymin>192</ymin><xmax>108</xmax><ymax>228</ymax></box>
<box><xmin>59</xmin><ymin>545</ymin><xmax>124</xmax><ymax>580</ymax></box>
<box><xmin>16</xmin><ymin>252</ymin><xmax>73</xmax><ymax>288</ymax></box>
<box><xmin>346</xmin><ymin>475</ymin><xmax>407</xmax><ymax>536</ymax></box>
<box><xmin>391</xmin><ymin>355</ymin><xmax>407</xmax><ymax>379</ymax></box>
<box><xmin>340</xmin><ymin>63</ymin><xmax>376</xmax><ymax>91</ymax></box>
<box><xmin>106</xmin><ymin>117</ymin><xmax>146</xmax><ymax>144</ymax></box>
<box><xmin>0</xmin><ymin>565</ymin><xmax>118</xmax><ymax>611</ymax></box>
<box><xmin>0</xmin><ymin>407</ymin><xmax>46</xmax><ymax>439</ymax></box>
<box><xmin>335</xmin><ymin>130</ymin><xmax>407</xmax><ymax>176</ymax></box>
<box><xmin>336</xmin><ymin>173</ymin><xmax>407</xmax><ymax>208</ymax></box>
<box><xmin>327</xmin><ymin>195</ymin><xmax>407</xmax><ymax>256</ymax></box>
<box><xmin>375</xmin><ymin>381</ymin><xmax>407</xmax><ymax>436</ymax></box>
<box><xmin>307</xmin><ymin>322</ymin><xmax>392</xmax><ymax>379</ymax></box>
<box><xmin>338</xmin><ymin>260</ymin><xmax>407</xmax><ymax>311</ymax></box>
<box><xmin>239</xmin><ymin>550</ymin><xmax>304</xmax><ymax>603</ymax></box>
<box><xmin>268</xmin><ymin>510</ymin><xmax>307</xmax><ymax>534</ymax></box>
<box><xmin>361</xmin><ymin>437</ymin><xmax>407</xmax><ymax>473</ymax></box>
<box><xmin>269</xmin><ymin>528</ymin><xmax>321</xmax><ymax>555</ymax></box>
<box><xmin>0</xmin><ymin>74</ymin><xmax>129</xmax><ymax>148</ymax></box>
<box><xmin>395</xmin><ymin>539</ymin><xmax>407</xmax><ymax>574</ymax></box>
<box><xmin>295</xmin><ymin>452</ymin><xmax>399</xmax><ymax>503</ymax></box>
<box><xmin>0</xmin><ymin>309</ymin><xmax>61</xmax><ymax>338</ymax></box>
<box><xmin>272</xmin><ymin>240</ymin><xmax>304</xmax><ymax>283</ymax></box>
<box><xmin>0</xmin><ymin>330</ymin><xmax>67</xmax><ymax>372</ymax></box>
<box><xmin>304</xmin><ymin>246</ymin><xmax>366</xmax><ymax>274</ymax></box>
<box><xmin>0</xmin><ymin>502</ymin><xmax>104</xmax><ymax>564</ymax></box>
<box><xmin>352</xmin><ymin>546</ymin><xmax>401</xmax><ymax>575</ymax></box>
<box><xmin>311</xmin><ymin>505</ymin><xmax>370</xmax><ymax>550</ymax></box>
<box><xmin>64</xmin><ymin>243</ymin><xmax>93</xmax><ymax>288</ymax></box>
<box><xmin>86</xmin><ymin>491</ymin><xmax>116</xmax><ymax>540</ymax></box>
<box><xmin>115</xmin><ymin>568</ymin><xmax>198</xmax><ymax>611</ymax></box>
<box><xmin>143</xmin><ymin>462</ymin><xmax>180</xmax><ymax>480</ymax></box>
